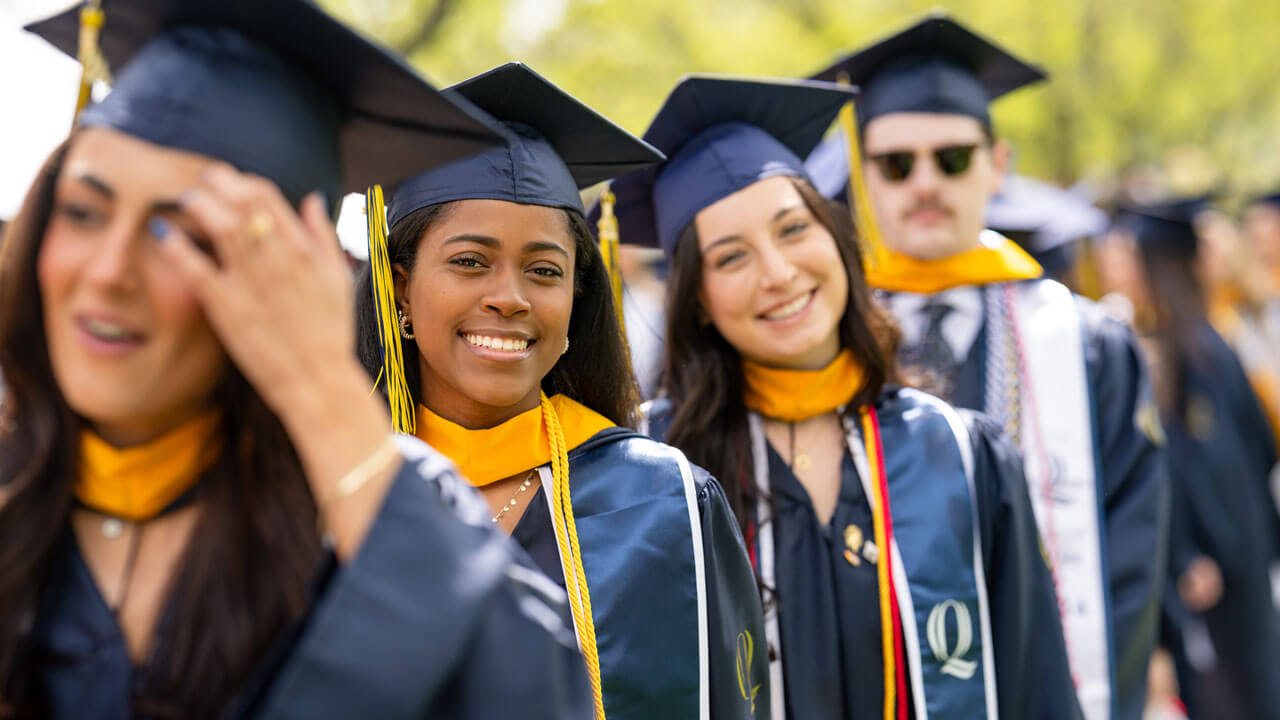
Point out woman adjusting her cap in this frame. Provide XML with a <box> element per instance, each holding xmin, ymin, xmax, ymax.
<box><xmin>0</xmin><ymin>1</ymin><xmax>592</xmax><ymax>717</ymax></box>
<box><xmin>609</xmin><ymin>74</ymin><xmax>1082</xmax><ymax>720</ymax></box>
<box><xmin>357</xmin><ymin>62</ymin><xmax>769</xmax><ymax>720</ymax></box>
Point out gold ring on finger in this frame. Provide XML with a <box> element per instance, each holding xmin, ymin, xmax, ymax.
<box><xmin>245</xmin><ymin>211</ymin><xmax>275</xmax><ymax>243</ymax></box>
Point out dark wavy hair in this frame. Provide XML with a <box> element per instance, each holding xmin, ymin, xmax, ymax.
<box><xmin>660</xmin><ymin>177</ymin><xmax>902</xmax><ymax>531</ymax></box>
<box><xmin>355</xmin><ymin>202</ymin><xmax>639</xmax><ymax>428</ymax></box>
<box><xmin>1136</xmin><ymin>240</ymin><xmax>1208</xmax><ymax>419</ymax></box>
<box><xmin>0</xmin><ymin>138</ymin><xmax>324</xmax><ymax>718</ymax></box>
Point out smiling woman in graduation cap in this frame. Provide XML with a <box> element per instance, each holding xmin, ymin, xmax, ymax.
<box><xmin>0</xmin><ymin>1</ymin><xmax>595</xmax><ymax>718</ymax></box>
<box><xmin>608</xmin><ymin>73</ymin><xmax>1080</xmax><ymax>720</ymax></box>
<box><xmin>356</xmin><ymin>62</ymin><xmax>768</xmax><ymax>720</ymax></box>
<box><xmin>1119</xmin><ymin>199</ymin><xmax>1280</xmax><ymax>720</ymax></box>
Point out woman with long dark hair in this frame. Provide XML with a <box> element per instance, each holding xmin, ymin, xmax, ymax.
<box><xmin>610</xmin><ymin>75</ymin><xmax>1080</xmax><ymax>720</ymax></box>
<box><xmin>1122</xmin><ymin>199</ymin><xmax>1280</xmax><ymax>720</ymax></box>
<box><xmin>0</xmin><ymin>3</ymin><xmax>590</xmax><ymax>718</ymax></box>
<box><xmin>355</xmin><ymin>63</ymin><xmax>768</xmax><ymax>720</ymax></box>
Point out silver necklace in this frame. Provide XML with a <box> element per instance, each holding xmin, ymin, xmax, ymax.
<box><xmin>492</xmin><ymin>469</ymin><xmax>538</xmax><ymax>524</ymax></box>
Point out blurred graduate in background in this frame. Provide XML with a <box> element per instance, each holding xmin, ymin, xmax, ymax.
<box><xmin>1211</xmin><ymin>196</ymin><xmax>1280</xmax><ymax>451</ymax></box>
<box><xmin>1117</xmin><ymin>198</ymin><xmax>1280</xmax><ymax>720</ymax></box>
<box><xmin>1243</xmin><ymin>193</ymin><xmax>1280</xmax><ymax>290</ymax></box>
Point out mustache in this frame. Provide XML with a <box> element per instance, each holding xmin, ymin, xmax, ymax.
<box><xmin>903</xmin><ymin>199</ymin><xmax>953</xmax><ymax>219</ymax></box>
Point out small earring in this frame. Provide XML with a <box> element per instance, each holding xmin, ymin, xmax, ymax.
<box><xmin>399</xmin><ymin>312</ymin><xmax>415</xmax><ymax>340</ymax></box>
<box><xmin>561</xmin><ymin>338</ymin><xmax>570</xmax><ymax>356</ymax></box>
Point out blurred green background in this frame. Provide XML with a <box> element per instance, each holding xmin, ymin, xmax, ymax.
<box><xmin>319</xmin><ymin>0</ymin><xmax>1280</xmax><ymax>201</ymax></box>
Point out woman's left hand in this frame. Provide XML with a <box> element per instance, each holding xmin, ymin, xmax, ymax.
<box><xmin>1178</xmin><ymin>555</ymin><xmax>1224</xmax><ymax>612</ymax></box>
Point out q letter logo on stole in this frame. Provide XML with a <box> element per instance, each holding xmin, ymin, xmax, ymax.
<box><xmin>735</xmin><ymin>630</ymin><xmax>761</xmax><ymax>712</ymax></box>
<box><xmin>927</xmin><ymin>599</ymin><xmax>978</xmax><ymax>680</ymax></box>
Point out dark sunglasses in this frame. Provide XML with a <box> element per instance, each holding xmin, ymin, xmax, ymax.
<box><xmin>868</xmin><ymin>144</ymin><xmax>980</xmax><ymax>183</ymax></box>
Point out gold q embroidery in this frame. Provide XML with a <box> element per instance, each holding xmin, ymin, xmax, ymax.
<box><xmin>736</xmin><ymin>630</ymin><xmax>762</xmax><ymax>712</ymax></box>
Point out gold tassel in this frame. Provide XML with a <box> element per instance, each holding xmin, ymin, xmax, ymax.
<box><xmin>595</xmin><ymin>187</ymin><xmax>628</xmax><ymax>341</ymax></box>
<box><xmin>74</xmin><ymin>0</ymin><xmax>111</xmax><ymax>125</ymax></box>
<box><xmin>365</xmin><ymin>185</ymin><xmax>415</xmax><ymax>435</ymax></box>
<box><xmin>836</xmin><ymin>73</ymin><xmax>888</xmax><ymax>271</ymax></box>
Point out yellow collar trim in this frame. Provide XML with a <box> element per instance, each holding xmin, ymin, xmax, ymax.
<box><xmin>76</xmin><ymin>411</ymin><xmax>223</xmax><ymax>522</ymax></box>
<box><xmin>866</xmin><ymin>231</ymin><xmax>1043</xmax><ymax>294</ymax></box>
<box><xmin>414</xmin><ymin>394</ymin><xmax>615</xmax><ymax>486</ymax></box>
<box><xmin>742</xmin><ymin>349</ymin><xmax>865</xmax><ymax>422</ymax></box>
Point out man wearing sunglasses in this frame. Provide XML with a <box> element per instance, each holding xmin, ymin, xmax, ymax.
<box><xmin>808</xmin><ymin>12</ymin><xmax>1168</xmax><ymax>720</ymax></box>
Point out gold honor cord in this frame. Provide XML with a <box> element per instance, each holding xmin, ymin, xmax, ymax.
<box><xmin>595</xmin><ymin>187</ymin><xmax>629</xmax><ymax>343</ymax></box>
<box><xmin>365</xmin><ymin>185</ymin><xmax>415</xmax><ymax>434</ymax></box>
<box><xmin>542</xmin><ymin>392</ymin><xmax>606</xmax><ymax>719</ymax></box>
<box><xmin>836</xmin><ymin>73</ymin><xmax>889</xmax><ymax>272</ymax></box>
<box><xmin>74</xmin><ymin>0</ymin><xmax>111</xmax><ymax>125</ymax></box>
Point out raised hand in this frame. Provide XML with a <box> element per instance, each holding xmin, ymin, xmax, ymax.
<box><xmin>157</xmin><ymin>163</ymin><xmax>398</xmax><ymax>558</ymax></box>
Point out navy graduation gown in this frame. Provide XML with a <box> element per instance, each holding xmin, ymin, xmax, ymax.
<box><xmin>511</xmin><ymin>427</ymin><xmax>769</xmax><ymax>720</ymax></box>
<box><xmin>29</xmin><ymin>436</ymin><xmax>592</xmax><ymax>720</ymax></box>
<box><xmin>1160</xmin><ymin>322</ymin><xmax>1280</xmax><ymax>719</ymax></box>
<box><xmin>892</xmin><ymin>282</ymin><xmax>1167</xmax><ymax>720</ymax></box>
<box><xmin>645</xmin><ymin>390</ymin><xmax>1081</xmax><ymax>720</ymax></box>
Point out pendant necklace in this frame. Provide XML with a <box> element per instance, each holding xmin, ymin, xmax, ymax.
<box><xmin>100</xmin><ymin>516</ymin><xmax>144</xmax><ymax>614</ymax></box>
<box><xmin>788</xmin><ymin>421</ymin><xmax>813</xmax><ymax>472</ymax></box>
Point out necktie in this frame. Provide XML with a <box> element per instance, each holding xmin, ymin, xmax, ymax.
<box><xmin>909</xmin><ymin>301</ymin><xmax>956</xmax><ymax>398</ymax></box>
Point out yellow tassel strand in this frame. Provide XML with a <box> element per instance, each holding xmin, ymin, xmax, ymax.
<box><xmin>862</xmin><ymin>408</ymin><xmax>897</xmax><ymax>720</ymax></box>
<box><xmin>73</xmin><ymin>0</ymin><xmax>111</xmax><ymax>125</ymax></box>
<box><xmin>365</xmin><ymin>185</ymin><xmax>415</xmax><ymax>434</ymax></box>
<box><xmin>836</xmin><ymin>74</ymin><xmax>889</xmax><ymax>272</ymax></box>
<box><xmin>543</xmin><ymin>392</ymin><xmax>606</xmax><ymax>719</ymax></box>
<box><xmin>595</xmin><ymin>187</ymin><xmax>628</xmax><ymax>340</ymax></box>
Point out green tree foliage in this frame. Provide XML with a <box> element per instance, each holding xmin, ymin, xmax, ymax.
<box><xmin>322</xmin><ymin>0</ymin><xmax>1280</xmax><ymax>194</ymax></box>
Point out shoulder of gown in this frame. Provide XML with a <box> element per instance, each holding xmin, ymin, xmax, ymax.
<box><xmin>237</xmin><ymin>435</ymin><xmax>593</xmax><ymax>720</ymax></box>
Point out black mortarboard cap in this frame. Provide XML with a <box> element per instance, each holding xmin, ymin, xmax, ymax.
<box><xmin>26</xmin><ymin>0</ymin><xmax>504</xmax><ymax>207</ymax></box>
<box><xmin>387</xmin><ymin>62</ymin><xmax>663</xmax><ymax>229</ymax></box>
<box><xmin>605</xmin><ymin>75</ymin><xmax>854</xmax><ymax>254</ymax></box>
<box><xmin>1117</xmin><ymin>195</ymin><xmax>1213</xmax><ymax>254</ymax></box>
<box><xmin>811</xmin><ymin>12</ymin><xmax>1046</xmax><ymax>129</ymax></box>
